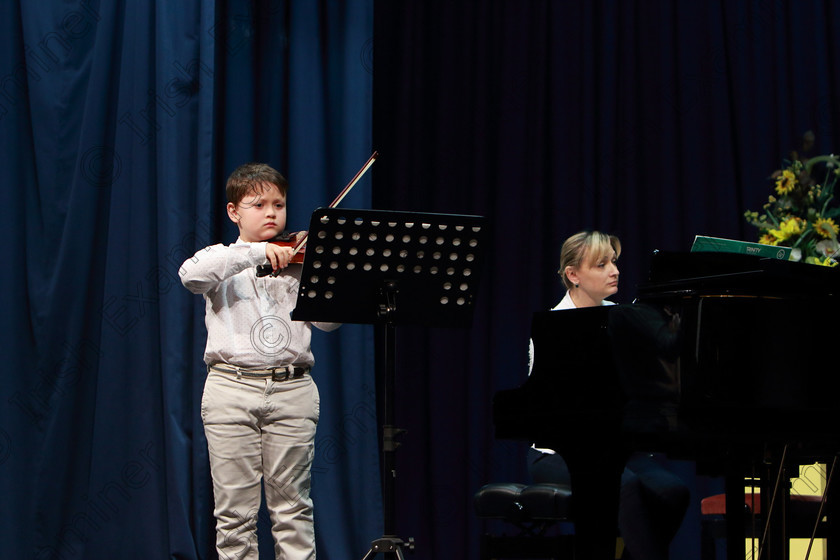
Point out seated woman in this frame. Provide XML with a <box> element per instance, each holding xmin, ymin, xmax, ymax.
<box><xmin>527</xmin><ymin>230</ymin><xmax>689</xmax><ymax>560</ymax></box>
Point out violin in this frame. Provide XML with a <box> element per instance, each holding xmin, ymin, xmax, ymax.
<box><xmin>255</xmin><ymin>231</ymin><xmax>306</xmax><ymax>276</ymax></box>
<box><xmin>271</xmin><ymin>231</ymin><xmax>307</xmax><ymax>264</ymax></box>
<box><xmin>255</xmin><ymin>151</ymin><xmax>378</xmax><ymax>277</ymax></box>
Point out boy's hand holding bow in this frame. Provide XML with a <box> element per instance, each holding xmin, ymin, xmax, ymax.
<box><xmin>265</xmin><ymin>243</ymin><xmax>294</xmax><ymax>272</ymax></box>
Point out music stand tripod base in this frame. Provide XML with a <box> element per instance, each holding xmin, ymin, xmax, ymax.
<box><xmin>361</xmin><ymin>536</ymin><xmax>415</xmax><ymax>560</ymax></box>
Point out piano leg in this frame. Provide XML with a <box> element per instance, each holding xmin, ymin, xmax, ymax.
<box><xmin>724</xmin><ymin>467</ymin><xmax>748</xmax><ymax>560</ymax></box>
<box><xmin>724</xmin><ymin>446</ymin><xmax>791</xmax><ymax>560</ymax></box>
<box><xmin>564</xmin><ymin>441</ymin><xmax>628</xmax><ymax>560</ymax></box>
<box><xmin>760</xmin><ymin>445</ymin><xmax>792</xmax><ymax>560</ymax></box>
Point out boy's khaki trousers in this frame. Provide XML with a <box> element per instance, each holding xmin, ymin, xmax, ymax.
<box><xmin>202</xmin><ymin>368</ymin><xmax>319</xmax><ymax>560</ymax></box>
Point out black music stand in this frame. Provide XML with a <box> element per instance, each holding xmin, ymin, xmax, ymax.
<box><xmin>290</xmin><ymin>208</ymin><xmax>488</xmax><ymax>559</ymax></box>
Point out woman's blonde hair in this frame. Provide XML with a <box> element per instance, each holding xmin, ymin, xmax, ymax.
<box><xmin>558</xmin><ymin>231</ymin><xmax>621</xmax><ymax>290</ymax></box>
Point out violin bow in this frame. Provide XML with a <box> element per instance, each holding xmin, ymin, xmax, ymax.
<box><xmin>273</xmin><ymin>151</ymin><xmax>379</xmax><ymax>275</ymax></box>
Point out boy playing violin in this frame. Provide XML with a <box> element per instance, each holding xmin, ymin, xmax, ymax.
<box><xmin>181</xmin><ymin>162</ymin><xmax>339</xmax><ymax>560</ymax></box>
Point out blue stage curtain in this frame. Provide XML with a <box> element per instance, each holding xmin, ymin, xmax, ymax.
<box><xmin>373</xmin><ymin>1</ymin><xmax>840</xmax><ymax>559</ymax></box>
<box><xmin>0</xmin><ymin>1</ymin><xmax>378</xmax><ymax>559</ymax></box>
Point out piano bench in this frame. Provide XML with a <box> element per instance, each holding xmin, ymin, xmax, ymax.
<box><xmin>474</xmin><ymin>482</ymin><xmax>574</xmax><ymax>559</ymax></box>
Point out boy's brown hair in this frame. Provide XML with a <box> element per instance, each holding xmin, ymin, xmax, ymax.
<box><xmin>225</xmin><ymin>163</ymin><xmax>289</xmax><ymax>205</ymax></box>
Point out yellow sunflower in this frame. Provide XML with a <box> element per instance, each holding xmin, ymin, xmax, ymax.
<box><xmin>813</xmin><ymin>216</ymin><xmax>839</xmax><ymax>238</ymax></box>
<box><xmin>774</xmin><ymin>169</ymin><xmax>797</xmax><ymax>195</ymax></box>
<box><xmin>769</xmin><ymin>216</ymin><xmax>804</xmax><ymax>241</ymax></box>
<box><xmin>758</xmin><ymin>234</ymin><xmax>778</xmax><ymax>246</ymax></box>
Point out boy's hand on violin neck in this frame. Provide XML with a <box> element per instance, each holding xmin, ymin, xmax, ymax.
<box><xmin>266</xmin><ymin>243</ymin><xmax>294</xmax><ymax>272</ymax></box>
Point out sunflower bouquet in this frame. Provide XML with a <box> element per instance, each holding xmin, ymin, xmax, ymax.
<box><xmin>744</xmin><ymin>134</ymin><xmax>840</xmax><ymax>266</ymax></box>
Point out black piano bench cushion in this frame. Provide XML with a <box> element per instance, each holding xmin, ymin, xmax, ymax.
<box><xmin>474</xmin><ymin>482</ymin><xmax>573</xmax><ymax>523</ymax></box>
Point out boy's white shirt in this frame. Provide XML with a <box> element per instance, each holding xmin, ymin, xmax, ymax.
<box><xmin>181</xmin><ymin>238</ymin><xmax>339</xmax><ymax>368</ymax></box>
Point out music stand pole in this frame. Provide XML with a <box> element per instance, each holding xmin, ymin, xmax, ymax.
<box><xmin>362</xmin><ymin>281</ymin><xmax>412</xmax><ymax>559</ymax></box>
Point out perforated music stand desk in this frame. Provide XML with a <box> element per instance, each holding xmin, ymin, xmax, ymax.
<box><xmin>291</xmin><ymin>208</ymin><xmax>487</xmax><ymax>327</ymax></box>
<box><xmin>290</xmin><ymin>207</ymin><xmax>488</xmax><ymax>559</ymax></box>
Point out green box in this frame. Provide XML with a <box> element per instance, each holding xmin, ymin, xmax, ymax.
<box><xmin>690</xmin><ymin>235</ymin><xmax>792</xmax><ymax>260</ymax></box>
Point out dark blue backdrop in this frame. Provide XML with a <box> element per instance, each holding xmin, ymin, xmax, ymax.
<box><xmin>1</xmin><ymin>1</ymin><xmax>378</xmax><ymax>559</ymax></box>
<box><xmin>2</xmin><ymin>1</ymin><xmax>839</xmax><ymax>559</ymax></box>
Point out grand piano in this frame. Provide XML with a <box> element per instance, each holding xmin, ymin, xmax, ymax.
<box><xmin>493</xmin><ymin>251</ymin><xmax>840</xmax><ymax>559</ymax></box>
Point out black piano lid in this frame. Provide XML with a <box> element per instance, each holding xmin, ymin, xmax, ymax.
<box><xmin>638</xmin><ymin>250</ymin><xmax>840</xmax><ymax>299</ymax></box>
